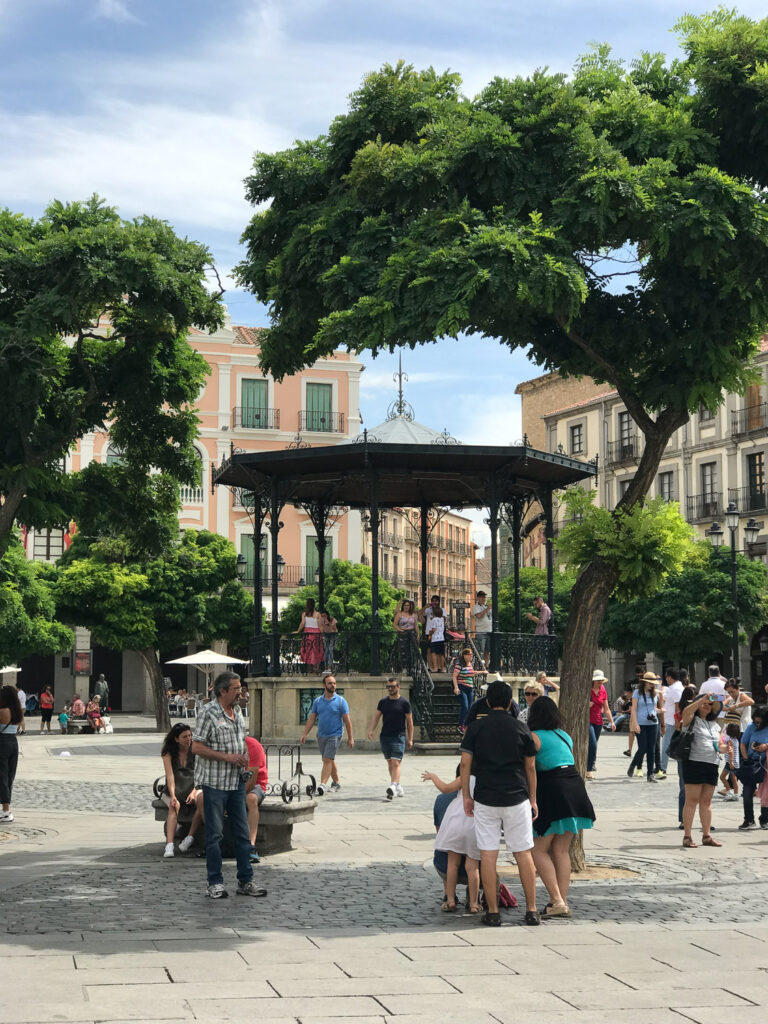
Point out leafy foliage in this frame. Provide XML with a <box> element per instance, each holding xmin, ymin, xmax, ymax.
<box><xmin>53</xmin><ymin>530</ymin><xmax>251</xmax><ymax>653</ymax></box>
<box><xmin>600</xmin><ymin>541</ymin><xmax>768</xmax><ymax>664</ymax></box>
<box><xmin>0</xmin><ymin>538</ymin><xmax>73</xmax><ymax>665</ymax></box>
<box><xmin>279</xmin><ymin>559</ymin><xmax>404</xmax><ymax>638</ymax></box>
<box><xmin>496</xmin><ymin>565</ymin><xmax>578</xmax><ymax>644</ymax></box>
<box><xmin>0</xmin><ymin>196</ymin><xmax>223</xmax><ymax>552</ymax></box>
<box><xmin>238</xmin><ymin>43</ymin><xmax>768</xmax><ymax>419</ymax></box>
<box><xmin>556</xmin><ymin>488</ymin><xmax>693</xmax><ymax>599</ymax></box>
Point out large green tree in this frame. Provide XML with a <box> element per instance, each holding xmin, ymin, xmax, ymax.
<box><xmin>0</xmin><ymin>195</ymin><xmax>223</xmax><ymax>554</ymax></box>
<box><xmin>236</xmin><ymin>12</ymin><xmax>768</xmax><ymax>798</ymax></box>
<box><xmin>53</xmin><ymin>529</ymin><xmax>252</xmax><ymax>731</ymax></box>
<box><xmin>496</xmin><ymin>565</ymin><xmax>578</xmax><ymax>652</ymax></box>
<box><xmin>600</xmin><ymin>541</ymin><xmax>768</xmax><ymax>668</ymax></box>
<box><xmin>0</xmin><ymin>536</ymin><xmax>73</xmax><ymax>666</ymax></box>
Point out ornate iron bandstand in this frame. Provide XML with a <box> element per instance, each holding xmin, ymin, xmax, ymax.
<box><xmin>212</xmin><ymin>431</ymin><xmax>596</xmax><ymax>697</ymax></box>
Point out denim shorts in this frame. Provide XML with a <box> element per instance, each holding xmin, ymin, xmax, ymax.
<box><xmin>380</xmin><ymin>732</ymin><xmax>406</xmax><ymax>761</ymax></box>
<box><xmin>474</xmin><ymin>633</ymin><xmax>491</xmax><ymax>653</ymax></box>
<box><xmin>317</xmin><ymin>734</ymin><xmax>342</xmax><ymax>759</ymax></box>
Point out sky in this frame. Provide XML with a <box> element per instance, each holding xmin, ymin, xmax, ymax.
<box><xmin>2</xmin><ymin>0</ymin><xmax>765</xmax><ymax>542</ymax></box>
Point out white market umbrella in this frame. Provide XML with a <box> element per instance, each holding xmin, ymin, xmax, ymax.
<box><xmin>164</xmin><ymin>649</ymin><xmax>249</xmax><ymax>693</ymax></box>
<box><xmin>0</xmin><ymin>666</ymin><xmax>21</xmax><ymax>674</ymax></box>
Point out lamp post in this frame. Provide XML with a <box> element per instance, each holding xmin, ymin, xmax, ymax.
<box><xmin>706</xmin><ymin>504</ymin><xmax>760</xmax><ymax>678</ymax></box>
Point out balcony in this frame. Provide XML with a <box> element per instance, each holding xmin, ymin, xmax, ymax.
<box><xmin>687</xmin><ymin>492</ymin><xmax>722</xmax><ymax>522</ymax></box>
<box><xmin>180</xmin><ymin>484</ymin><xmax>204</xmax><ymax>505</ymax></box>
<box><xmin>606</xmin><ymin>434</ymin><xmax>641</xmax><ymax>467</ymax></box>
<box><xmin>240</xmin><ymin>564</ymin><xmax>317</xmax><ymax>589</ymax></box>
<box><xmin>728</xmin><ymin>486</ymin><xmax>768</xmax><ymax>514</ymax></box>
<box><xmin>298</xmin><ymin>410</ymin><xmax>345</xmax><ymax>433</ymax></box>
<box><xmin>732</xmin><ymin>403</ymin><xmax>768</xmax><ymax>439</ymax></box>
<box><xmin>232</xmin><ymin>407</ymin><xmax>280</xmax><ymax>430</ymax></box>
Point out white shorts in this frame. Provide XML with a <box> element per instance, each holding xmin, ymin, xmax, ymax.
<box><xmin>473</xmin><ymin>799</ymin><xmax>534</xmax><ymax>854</ymax></box>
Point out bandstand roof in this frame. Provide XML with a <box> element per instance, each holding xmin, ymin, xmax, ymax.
<box><xmin>212</xmin><ymin>431</ymin><xmax>596</xmax><ymax>509</ymax></box>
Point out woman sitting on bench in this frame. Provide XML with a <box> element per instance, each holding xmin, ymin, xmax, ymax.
<box><xmin>160</xmin><ymin>723</ymin><xmax>204</xmax><ymax>858</ymax></box>
<box><xmin>86</xmin><ymin>695</ymin><xmax>107</xmax><ymax>734</ymax></box>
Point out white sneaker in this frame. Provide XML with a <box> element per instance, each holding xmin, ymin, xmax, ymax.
<box><xmin>386</xmin><ymin>786</ymin><xmax>395</xmax><ymax>800</ymax></box>
<box><xmin>163</xmin><ymin>842</ymin><xmax>175</xmax><ymax>858</ymax></box>
<box><xmin>396</xmin><ymin>784</ymin><xmax>404</xmax><ymax>797</ymax></box>
<box><xmin>0</xmin><ymin>811</ymin><xmax>13</xmax><ymax>822</ymax></box>
<box><xmin>727</xmin><ymin>791</ymin><xmax>739</xmax><ymax>801</ymax></box>
<box><xmin>315</xmin><ymin>783</ymin><xmax>325</xmax><ymax>796</ymax></box>
<box><xmin>178</xmin><ymin>834</ymin><xmax>195</xmax><ymax>852</ymax></box>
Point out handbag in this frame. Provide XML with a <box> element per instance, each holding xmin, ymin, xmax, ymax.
<box><xmin>668</xmin><ymin>721</ymin><xmax>695</xmax><ymax>762</ymax></box>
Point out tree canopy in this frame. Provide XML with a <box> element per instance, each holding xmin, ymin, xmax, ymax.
<box><xmin>235</xmin><ymin>11</ymin><xmax>768</xmax><ymax>822</ymax></box>
<box><xmin>600</xmin><ymin>541</ymin><xmax>768</xmax><ymax>666</ymax></box>
<box><xmin>0</xmin><ymin>537</ymin><xmax>72</xmax><ymax>666</ymax></box>
<box><xmin>0</xmin><ymin>196</ymin><xmax>223</xmax><ymax>553</ymax></box>
<box><xmin>280</xmin><ymin>559</ymin><xmax>404</xmax><ymax>639</ymax></box>
<box><xmin>496</xmin><ymin>565</ymin><xmax>577</xmax><ymax>650</ymax></box>
<box><xmin>53</xmin><ymin>529</ymin><xmax>252</xmax><ymax>729</ymax></box>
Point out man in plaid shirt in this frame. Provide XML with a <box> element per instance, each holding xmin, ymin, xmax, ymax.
<box><xmin>192</xmin><ymin>672</ymin><xmax>267</xmax><ymax>900</ymax></box>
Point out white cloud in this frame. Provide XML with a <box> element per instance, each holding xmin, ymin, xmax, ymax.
<box><xmin>359</xmin><ymin>369</ymin><xmax>463</xmax><ymax>393</ymax></box>
<box><xmin>461</xmin><ymin>393</ymin><xmax>523</xmax><ymax>447</ymax></box>
<box><xmin>94</xmin><ymin>0</ymin><xmax>140</xmax><ymax>23</ymax></box>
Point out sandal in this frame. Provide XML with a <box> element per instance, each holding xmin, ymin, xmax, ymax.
<box><xmin>482</xmin><ymin>911</ymin><xmax>501</xmax><ymax>926</ymax></box>
<box><xmin>682</xmin><ymin>836</ymin><xmax>697</xmax><ymax>848</ymax></box>
<box><xmin>468</xmin><ymin>904</ymin><xmax>481</xmax><ymax>914</ymax></box>
<box><xmin>541</xmin><ymin>903</ymin><xmax>571</xmax><ymax>918</ymax></box>
<box><xmin>441</xmin><ymin>899</ymin><xmax>457</xmax><ymax>913</ymax></box>
<box><xmin>702</xmin><ymin>835</ymin><xmax>722</xmax><ymax>847</ymax></box>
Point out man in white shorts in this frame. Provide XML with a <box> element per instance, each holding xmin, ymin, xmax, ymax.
<box><xmin>460</xmin><ymin>678</ymin><xmax>540</xmax><ymax>926</ymax></box>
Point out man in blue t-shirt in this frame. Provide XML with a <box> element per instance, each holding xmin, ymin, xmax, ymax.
<box><xmin>300</xmin><ymin>672</ymin><xmax>354</xmax><ymax>795</ymax></box>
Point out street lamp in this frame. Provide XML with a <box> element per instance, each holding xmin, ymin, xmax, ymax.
<box><xmin>235</xmin><ymin>553</ymin><xmax>247</xmax><ymax>580</ymax></box>
<box><xmin>707</xmin><ymin>504</ymin><xmax>761</xmax><ymax>678</ymax></box>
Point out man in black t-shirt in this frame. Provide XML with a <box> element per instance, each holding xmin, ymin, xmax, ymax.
<box><xmin>460</xmin><ymin>679</ymin><xmax>540</xmax><ymax>926</ymax></box>
<box><xmin>465</xmin><ymin>679</ymin><xmax>520</xmax><ymax>727</ymax></box>
<box><xmin>367</xmin><ymin>677</ymin><xmax>414</xmax><ymax>800</ymax></box>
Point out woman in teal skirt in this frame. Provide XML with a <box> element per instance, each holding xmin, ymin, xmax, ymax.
<box><xmin>528</xmin><ymin>696</ymin><xmax>595</xmax><ymax>918</ymax></box>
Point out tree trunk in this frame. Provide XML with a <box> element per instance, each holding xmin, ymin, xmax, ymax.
<box><xmin>139</xmin><ymin>646</ymin><xmax>170</xmax><ymax>733</ymax></box>
<box><xmin>557</xmin><ymin>406</ymin><xmax>688</xmax><ymax>871</ymax></box>
<box><xmin>558</xmin><ymin>558</ymin><xmax>618</xmax><ymax>871</ymax></box>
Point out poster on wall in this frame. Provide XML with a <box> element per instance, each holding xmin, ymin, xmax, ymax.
<box><xmin>74</xmin><ymin>651</ymin><xmax>92</xmax><ymax>676</ymax></box>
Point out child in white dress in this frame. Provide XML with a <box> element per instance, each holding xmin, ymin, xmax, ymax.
<box><xmin>422</xmin><ymin>768</ymin><xmax>481</xmax><ymax>913</ymax></box>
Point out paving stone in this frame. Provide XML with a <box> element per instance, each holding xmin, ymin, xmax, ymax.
<box><xmin>188</xmin><ymin>996</ymin><xmax>386</xmax><ymax>1017</ymax></box>
<box><xmin>267</xmin><ymin>974</ymin><xmax>455</xmax><ymax>997</ymax></box>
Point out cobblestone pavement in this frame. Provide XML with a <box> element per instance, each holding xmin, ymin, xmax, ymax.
<box><xmin>12</xmin><ymin>779</ymin><xmax>150</xmax><ymax>814</ymax></box>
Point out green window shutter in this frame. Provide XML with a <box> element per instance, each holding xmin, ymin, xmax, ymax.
<box><xmin>241</xmin><ymin>379</ymin><xmax>268</xmax><ymax>427</ymax></box>
<box><xmin>305</xmin><ymin>535</ymin><xmax>332</xmax><ymax>582</ymax></box>
<box><xmin>240</xmin><ymin>534</ymin><xmax>255</xmax><ymax>585</ymax></box>
<box><xmin>306</xmin><ymin>382</ymin><xmax>332</xmax><ymax>430</ymax></box>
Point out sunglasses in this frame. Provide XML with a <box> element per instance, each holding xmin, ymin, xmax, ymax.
<box><xmin>524</xmin><ymin>691</ymin><xmax>538</xmax><ymax>696</ymax></box>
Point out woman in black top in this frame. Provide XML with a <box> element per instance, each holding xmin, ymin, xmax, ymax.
<box><xmin>160</xmin><ymin>723</ymin><xmax>203</xmax><ymax>858</ymax></box>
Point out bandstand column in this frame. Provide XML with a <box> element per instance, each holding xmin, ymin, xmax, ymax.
<box><xmin>269</xmin><ymin>480</ymin><xmax>284</xmax><ymax>676</ymax></box>
<box><xmin>419</xmin><ymin>502</ymin><xmax>429</xmax><ymax>611</ymax></box>
<box><xmin>369</xmin><ymin>497</ymin><xmax>381</xmax><ymax>676</ymax></box>
<box><xmin>542</xmin><ymin>488</ymin><xmax>555</xmax><ymax>633</ymax></box>
<box><xmin>488</xmin><ymin>488</ymin><xmax>500</xmax><ymax>673</ymax></box>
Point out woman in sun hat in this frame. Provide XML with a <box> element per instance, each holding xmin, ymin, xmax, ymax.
<box><xmin>587</xmin><ymin>669</ymin><xmax>615</xmax><ymax>780</ymax></box>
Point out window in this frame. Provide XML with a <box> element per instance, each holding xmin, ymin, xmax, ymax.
<box><xmin>748</xmin><ymin>453</ymin><xmax>765</xmax><ymax>510</ymax></box>
<box><xmin>699</xmin><ymin>405</ymin><xmax>715</xmax><ymax>423</ymax></box>
<box><xmin>305</xmin><ymin>382</ymin><xmax>333</xmax><ymax>431</ymax></box>
<box><xmin>618</xmin><ymin>479</ymin><xmax>631</xmax><ymax>499</ymax></box>
<box><xmin>701</xmin><ymin>462</ymin><xmax>717</xmax><ymax>498</ymax></box>
<box><xmin>33</xmin><ymin>529</ymin><xmax>64</xmax><ymax>562</ymax></box>
<box><xmin>618</xmin><ymin>411</ymin><xmax>631</xmax><ymax>444</ymax></box>
<box><xmin>241</xmin><ymin>378</ymin><xmax>268</xmax><ymax>428</ymax></box>
<box><xmin>570</xmin><ymin>424</ymin><xmax>583</xmax><ymax>455</ymax></box>
<box><xmin>659</xmin><ymin>471</ymin><xmax>674</xmax><ymax>502</ymax></box>
<box><xmin>240</xmin><ymin>533</ymin><xmax>266</xmax><ymax>584</ymax></box>
<box><xmin>105</xmin><ymin>445</ymin><xmax>123</xmax><ymax>466</ymax></box>
<box><xmin>180</xmin><ymin>450</ymin><xmax>204</xmax><ymax>505</ymax></box>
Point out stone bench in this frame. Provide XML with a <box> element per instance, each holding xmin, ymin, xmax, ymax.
<box><xmin>66</xmin><ymin>717</ymin><xmax>93</xmax><ymax>734</ymax></box>
<box><xmin>151</xmin><ymin>794</ymin><xmax>316</xmax><ymax>855</ymax></box>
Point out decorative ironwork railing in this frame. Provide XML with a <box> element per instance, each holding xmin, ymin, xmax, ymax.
<box><xmin>298</xmin><ymin>410</ymin><xmax>345</xmax><ymax>433</ymax></box>
<box><xmin>732</xmin><ymin>402</ymin><xmax>768</xmax><ymax>438</ymax></box>
<box><xmin>606</xmin><ymin>435</ymin><xmax>640</xmax><ymax>467</ymax></box>
<box><xmin>232</xmin><ymin>407</ymin><xmax>280</xmax><ymax>430</ymax></box>
<box><xmin>494</xmin><ymin>633</ymin><xmax>559</xmax><ymax>675</ymax></box>
<box><xmin>686</xmin><ymin>492</ymin><xmax>722</xmax><ymax>522</ymax></box>
<box><xmin>728</xmin><ymin>486</ymin><xmax>768</xmax><ymax>513</ymax></box>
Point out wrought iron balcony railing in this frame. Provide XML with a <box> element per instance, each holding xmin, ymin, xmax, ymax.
<box><xmin>179</xmin><ymin>485</ymin><xmax>204</xmax><ymax>505</ymax></box>
<box><xmin>687</xmin><ymin>492</ymin><xmax>722</xmax><ymax>522</ymax></box>
<box><xmin>298</xmin><ymin>410</ymin><xmax>345</xmax><ymax>433</ymax></box>
<box><xmin>232</xmin><ymin>406</ymin><xmax>280</xmax><ymax>429</ymax></box>
<box><xmin>728</xmin><ymin>486</ymin><xmax>768</xmax><ymax>514</ymax></box>
<box><xmin>732</xmin><ymin>402</ymin><xmax>768</xmax><ymax>439</ymax></box>
<box><xmin>606</xmin><ymin>434</ymin><xmax>641</xmax><ymax>467</ymax></box>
